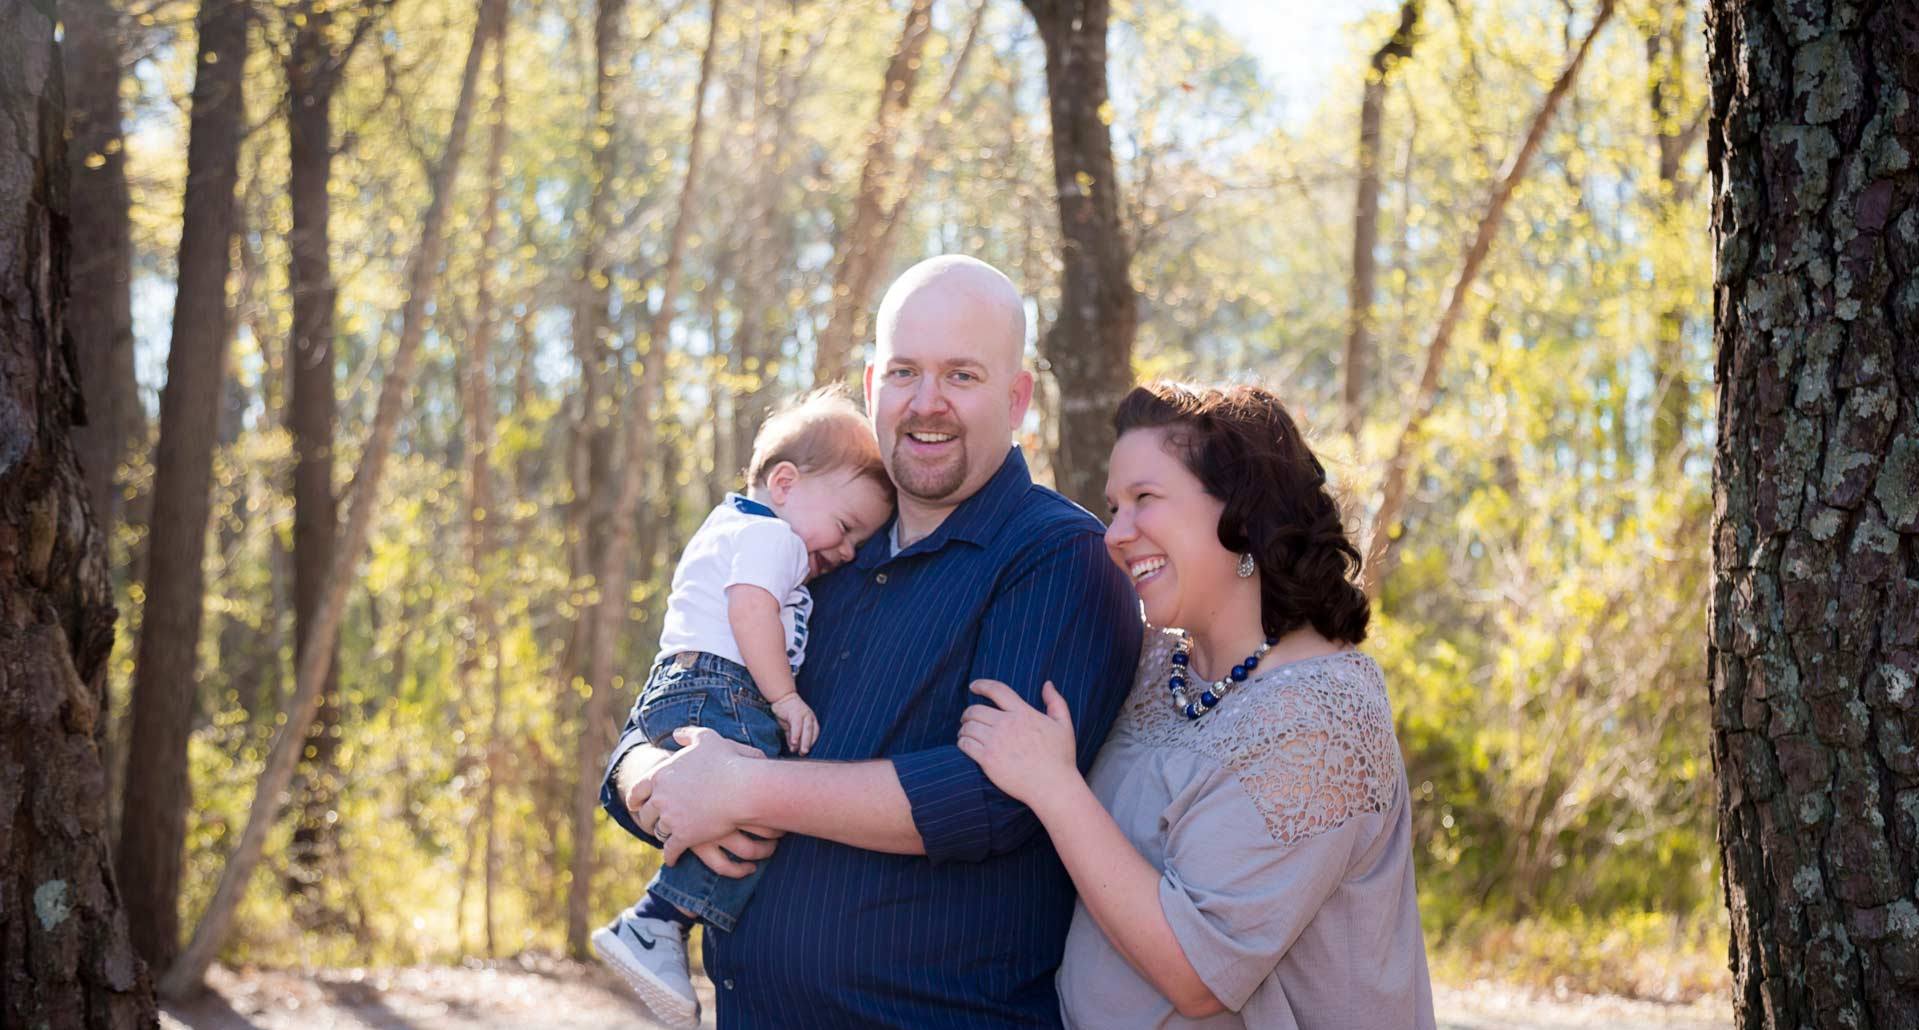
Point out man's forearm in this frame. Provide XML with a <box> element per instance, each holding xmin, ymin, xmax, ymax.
<box><xmin>737</xmin><ymin>757</ymin><xmax>925</xmax><ymax>855</ymax></box>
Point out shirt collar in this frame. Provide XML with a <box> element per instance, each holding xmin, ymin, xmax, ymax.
<box><xmin>728</xmin><ymin>493</ymin><xmax>778</xmax><ymax>519</ymax></box>
<box><xmin>856</xmin><ymin>446</ymin><xmax>1032</xmax><ymax>569</ymax></box>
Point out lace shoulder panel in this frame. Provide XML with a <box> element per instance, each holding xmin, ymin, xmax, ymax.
<box><xmin>1128</xmin><ymin>648</ymin><xmax>1403</xmax><ymax>849</ymax></box>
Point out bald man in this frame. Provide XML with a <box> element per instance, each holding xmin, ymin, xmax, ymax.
<box><xmin>603</xmin><ymin>256</ymin><xmax>1143</xmax><ymax>1028</ymax></box>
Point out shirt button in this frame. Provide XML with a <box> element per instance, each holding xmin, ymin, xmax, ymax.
<box><xmin>840</xmin><ymin>650</ymin><xmax>851</xmax><ymax>661</ymax></box>
<box><xmin>723</xmin><ymin>978</ymin><xmax>735</xmax><ymax>990</ymax></box>
<box><xmin>875</xmin><ymin>573</ymin><xmax>888</xmax><ymax>584</ymax></box>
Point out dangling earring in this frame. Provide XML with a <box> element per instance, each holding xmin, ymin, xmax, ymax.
<box><xmin>1237</xmin><ymin>553</ymin><xmax>1256</xmax><ymax>578</ymax></box>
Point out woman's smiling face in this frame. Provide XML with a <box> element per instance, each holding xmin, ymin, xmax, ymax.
<box><xmin>1103</xmin><ymin>427</ymin><xmax>1238</xmax><ymax>631</ymax></box>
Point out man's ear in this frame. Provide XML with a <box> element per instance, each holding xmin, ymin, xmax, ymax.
<box><xmin>862</xmin><ymin>363</ymin><xmax>876</xmax><ymax>416</ymax></box>
<box><xmin>766</xmin><ymin>461</ymin><xmax>800</xmax><ymax>504</ymax></box>
<box><xmin>1008</xmin><ymin>369</ymin><xmax>1035</xmax><ymax>428</ymax></box>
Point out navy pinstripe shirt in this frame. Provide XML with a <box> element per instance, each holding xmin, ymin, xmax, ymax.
<box><xmin>603</xmin><ymin>446</ymin><xmax>1143</xmax><ymax>1027</ymax></box>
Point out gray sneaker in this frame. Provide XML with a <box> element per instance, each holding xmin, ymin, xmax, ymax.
<box><xmin>592</xmin><ymin>912</ymin><xmax>700</xmax><ymax>1029</ymax></box>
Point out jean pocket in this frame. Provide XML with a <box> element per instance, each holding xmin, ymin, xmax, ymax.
<box><xmin>637</xmin><ymin>690</ymin><xmax>707</xmax><ymax>748</ymax></box>
<box><xmin>731</xmin><ymin>683</ymin><xmax>774</xmax><ymax>712</ymax></box>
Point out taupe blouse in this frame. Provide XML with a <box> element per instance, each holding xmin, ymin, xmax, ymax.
<box><xmin>1056</xmin><ymin>627</ymin><xmax>1436</xmax><ymax>1029</ymax></box>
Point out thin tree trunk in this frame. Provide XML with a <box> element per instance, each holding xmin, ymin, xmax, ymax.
<box><xmin>65</xmin><ymin>0</ymin><xmax>140</xmax><ymax>538</ymax></box>
<box><xmin>116</xmin><ymin>0</ymin><xmax>249</xmax><ymax>971</ymax></box>
<box><xmin>568</xmin><ymin>0</ymin><xmax>725</xmax><ymax>955</ymax></box>
<box><xmin>161</xmin><ymin>0</ymin><xmax>505</xmax><ymax>996</ymax></box>
<box><xmin>1706</xmin><ymin>2</ymin><xmax>1919</xmax><ymax>1027</ymax></box>
<box><xmin>1360</xmin><ymin>0</ymin><xmax>1614</xmax><ymax>597</ymax></box>
<box><xmin>0</xmin><ymin>5</ymin><xmax>157</xmax><ymax>1023</ymax></box>
<box><xmin>559</xmin><ymin>0</ymin><xmax>629</xmax><ymax>959</ymax></box>
<box><xmin>285</xmin><ymin>0</ymin><xmax>347</xmax><ymax>906</ymax></box>
<box><xmin>809</xmin><ymin>0</ymin><xmax>933</xmax><ymax>386</ymax></box>
<box><xmin>464</xmin><ymin>27</ymin><xmax>511</xmax><ymax>958</ymax></box>
<box><xmin>1343</xmin><ymin>0</ymin><xmax>1420</xmax><ymax>436</ymax></box>
<box><xmin>213</xmin><ymin>346</ymin><xmax>256</xmax><ymax>725</ymax></box>
<box><xmin>1022</xmin><ymin>0</ymin><xmax>1138</xmax><ymax>516</ymax></box>
<box><xmin>868</xmin><ymin>0</ymin><xmax>990</xmax><ymax>277</ymax></box>
<box><xmin>1645</xmin><ymin>0</ymin><xmax>1693</xmax><ymax>466</ymax></box>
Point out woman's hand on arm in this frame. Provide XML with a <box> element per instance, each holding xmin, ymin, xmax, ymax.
<box><xmin>958</xmin><ymin>681</ymin><xmax>1227</xmax><ymax>1019</ymax></box>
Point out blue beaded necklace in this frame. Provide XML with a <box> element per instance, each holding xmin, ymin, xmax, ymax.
<box><xmin>1169</xmin><ymin>632</ymin><xmax>1278</xmax><ymax>720</ymax></box>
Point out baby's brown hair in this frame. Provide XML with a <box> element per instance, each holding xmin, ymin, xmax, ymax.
<box><xmin>746</xmin><ymin>385</ymin><xmax>893</xmax><ymax>498</ymax></box>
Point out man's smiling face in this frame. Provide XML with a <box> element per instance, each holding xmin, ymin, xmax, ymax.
<box><xmin>865</xmin><ymin>259</ymin><xmax>1033</xmax><ymax>511</ymax></box>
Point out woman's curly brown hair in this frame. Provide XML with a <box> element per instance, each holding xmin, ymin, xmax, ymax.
<box><xmin>1113</xmin><ymin>382</ymin><xmax>1370</xmax><ymax>644</ymax></box>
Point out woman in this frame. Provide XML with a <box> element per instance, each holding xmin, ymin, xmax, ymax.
<box><xmin>959</xmin><ymin>382</ymin><xmax>1434</xmax><ymax>1029</ymax></box>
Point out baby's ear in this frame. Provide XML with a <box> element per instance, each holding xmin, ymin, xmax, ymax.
<box><xmin>766</xmin><ymin>460</ymin><xmax>799</xmax><ymax>500</ymax></box>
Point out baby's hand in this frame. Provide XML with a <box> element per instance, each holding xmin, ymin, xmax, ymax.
<box><xmin>769</xmin><ymin>694</ymin><xmax>819</xmax><ymax>755</ymax></box>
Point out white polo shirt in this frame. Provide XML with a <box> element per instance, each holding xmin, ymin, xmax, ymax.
<box><xmin>656</xmin><ymin>494</ymin><xmax>813</xmax><ymax>670</ymax></box>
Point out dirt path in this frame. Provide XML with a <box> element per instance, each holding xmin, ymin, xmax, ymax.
<box><xmin>161</xmin><ymin>961</ymin><xmax>1732</xmax><ymax>1029</ymax></box>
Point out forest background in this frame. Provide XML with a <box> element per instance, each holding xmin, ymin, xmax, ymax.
<box><xmin>67</xmin><ymin>0</ymin><xmax>1723</xmax><ymax>1005</ymax></box>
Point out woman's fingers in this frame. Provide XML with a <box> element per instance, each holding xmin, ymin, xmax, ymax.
<box><xmin>960</xmin><ymin>703</ymin><xmax>1004</xmax><ymax>727</ymax></box>
<box><xmin>968</xmin><ymin>678</ymin><xmax>1027</xmax><ymax>710</ymax></box>
<box><xmin>1041</xmin><ymin>681</ymin><xmax>1074</xmax><ymax>728</ymax></box>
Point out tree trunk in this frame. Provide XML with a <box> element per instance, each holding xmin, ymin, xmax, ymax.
<box><xmin>1361</xmin><ymin>0</ymin><xmax>1614</xmax><ymax>597</ymax></box>
<box><xmin>1645</xmin><ymin>0</ymin><xmax>1699</xmax><ymax>466</ymax></box>
<box><xmin>116</xmin><ymin>0</ymin><xmax>249</xmax><ymax>972</ymax></box>
<box><xmin>568</xmin><ymin>0</ymin><xmax>724</xmax><ymax>955</ymax></box>
<box><xmin>2</xmin><ymin>6</ymin><xmax>157</xmax><ymax>1026</ymax></box>
<box><xmin>809</xmin><ymin>0</ymin><xmax>933</xmax><ymax>386</ymax></box>
<box><xmin>559</xmin><ymin>0</ymin><xmax>628</xmax><ymax>958</ymax></box>
<box><xmin>1022</xmin><ymin>0</ymin><xmax>1138</xmax><ymax>516</ymax></box>
<box><xmin>285</xmin><ymin>0</ymin><xmax>346</xmax><ymax>907</ymax></box>
<box><xmin>1343</xmin><ymin>0</ymin><xmax>1420</xmax><ymax>436</ymax></box>
<box><xmin>161</xmin><ymin>0</ymin><xmax>505</xmax><ymax>996</ymax></box>
<box><xmin>465</xmin><ymin>25</ymin><xmax>511</xmax><ymax>958</ymax></box>
<box><xmin>1706</xmin><ymin>2</ymin><xmax>1919</xmax><ymax>1027</ymax></box>
<box><xmin>64</xmin><ymin>0</ymin><xmax>140</xmax><ymax>537</ymax></box>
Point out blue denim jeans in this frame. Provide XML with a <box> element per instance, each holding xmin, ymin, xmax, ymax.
<box><xmin>634</xmin><ymin>651</ymin><xmax>784</xmax><ymax>932</ymax></box>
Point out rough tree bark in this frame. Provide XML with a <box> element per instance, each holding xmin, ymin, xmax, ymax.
<box><xmin>116</xmin><ymin>0</ymin><xmax>249</xmax><ymax>971</ymax></box>
<box><xmin>0</xmin><ymin>4</ymin><xmax>157</xmax><ymax>1025</ymax></box>
<box><xmin>1343</xmin><ymin>0</ymin><xmax>1421</xmax><ymax>436</ymax></box>
<box><xmin>160</xmin><ymin>0</ymin><xmax>506</xmax><ymax>996</ymax></box>
<box><xmin>64</xmin><ymin>0</ymin><xmax>141</xmax><ymax>535</ymax></box>
<box><xmin>567</xmin><ymin>0</ymin><xmax>724</xmax><ymax>955</ymax></box>
<box><xmin>1361</xmin><ymin>0</ymin><xmax>1614</xmax><ymax>597</ymax></box>
<box><xmin>1706</xmin><ymin>2</ymin><xmax>1919</xmax><ymax>1027</ymax></box>
<box><xmin>809</xmin><ymin>0</ymin><xmax>934</xmax><ymax>386</ymax></box>
<box><xmin>1021</xmin><ymin>0</ymin><xmax>1137</xmax><ymax>515</ymax></box>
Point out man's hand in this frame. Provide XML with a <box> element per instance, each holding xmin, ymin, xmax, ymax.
<box><xmin>624</xmin><ymin>727</ymin><xmax>780</xmax><ymax>869</ymax></box>
<box><xmin>770</xmin><ymin>694</ymin><xmax>820</xmax><ymax>755</ymax></box>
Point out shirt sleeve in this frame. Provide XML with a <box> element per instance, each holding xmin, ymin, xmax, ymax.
<box><xmin>891</xmin><ymin>527</ymin><xmax>1144</xmax><ymax>863</ymax></box>
<box><xmin>599</xmin><ymin>699</ymin><xmax>662</xmax><ymax>848</ymax></box>
<box><xmin>1155</xmin><ymin>690</ymin><xmax>1402</xmax><ymax>1011</ymax></box>
<box><xmin>723</xmin><ymin>520</ymin><xmax>810</xmax><ymax>600</ymax></box>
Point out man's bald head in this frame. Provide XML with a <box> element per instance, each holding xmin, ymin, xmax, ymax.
<box><xmin>874</xmin><ymin>255</ymin><xmax>1026</xmax><ymax>377</ymax></box>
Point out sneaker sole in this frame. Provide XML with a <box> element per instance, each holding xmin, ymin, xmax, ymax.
<box><xmin>591</xmin><ymin>926</ymin><xmax>700</xmax><ymax>1028</ymax></box>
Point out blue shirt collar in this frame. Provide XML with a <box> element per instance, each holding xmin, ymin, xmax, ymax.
<box><xmin>856</xmin><ymin>446</ymin><xmax>1033</xmax><ymax>569</ymax></box>
<box><xmin>728</xmin><ymin>493</ymin><xmax>778</xmax><ymax>519</ymax></box>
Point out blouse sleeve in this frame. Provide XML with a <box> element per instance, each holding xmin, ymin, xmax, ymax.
<box><xmin>1154</xmin><ymin>659</ymin><xmax>1403</xmax><ymax>1011</ymax></box>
